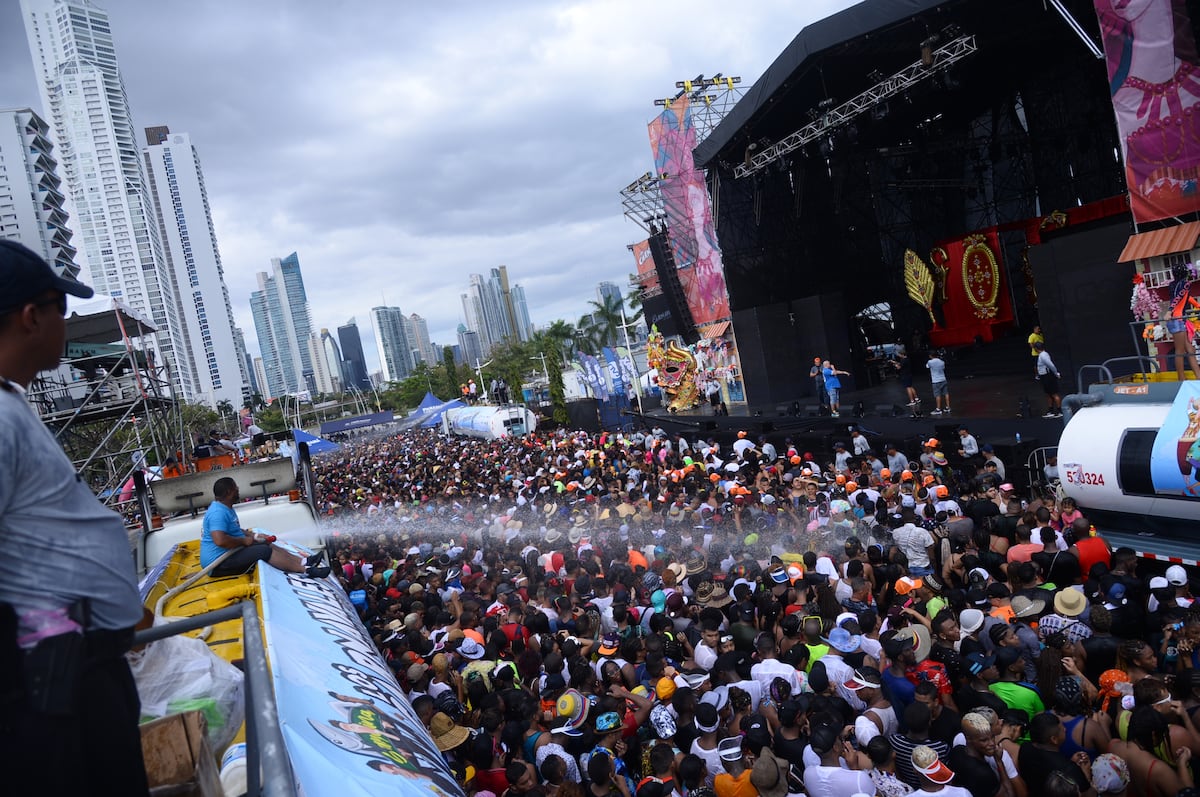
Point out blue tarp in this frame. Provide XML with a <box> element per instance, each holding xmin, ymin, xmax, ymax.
<box><xmin>396</xmin><ymin>392</ymin><xmax>467</xmax><ymax>430</ymax></box>
<box><xmin>292</xmin><ymin>428</ymin><xmax>340</xmax><ymax>455</ymax></box>
<box><xmin>318</xmin><ymin>411</ymin><xmax>394</xmax><ymax>436</ymax></box>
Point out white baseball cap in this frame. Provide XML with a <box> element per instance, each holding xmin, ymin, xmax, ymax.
<box><xmin>1167</xmin><ymin>565</ymin><xmax>1189</xmax><ymax>586</ymax></box>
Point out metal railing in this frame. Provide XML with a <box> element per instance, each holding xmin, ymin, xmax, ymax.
<box><xmin>133</xmin><ymin>601</ymin><xmax>295</xmax><ymax>797</ymax></box>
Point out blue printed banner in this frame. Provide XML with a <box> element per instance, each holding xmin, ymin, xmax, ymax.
<box><xmin>258</xmin><ymin>565</ymin><xmax>463</xmax><ymax>796</ymax></box>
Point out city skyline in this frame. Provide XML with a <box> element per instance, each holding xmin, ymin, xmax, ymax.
<box><xmin>0</xmin><ymin>0</ymin><xmax>855</xmax><ymax>382</ymax></box>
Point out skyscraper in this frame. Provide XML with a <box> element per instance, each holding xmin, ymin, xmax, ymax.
<box><xmin>320</xmin><ymin>329</ymin><xmax>345</xmax><ymax>393</ymax></box>
<box><xmin>249</xmin><ymin>253</ymin><xmax>315</xmax><ymax>398</ymax></box>
<box><xmin>510</xmin><ymin>283</ymin><xmax>533</xmax><ymax>342</ymax></box>
<box><xmin>457</xmin><ymin>324</ymin><xmax>484</xmax><ymax>370</ymax></box>
<box><xmin>143</xmin><ymin>126</ymin><xmax>248</xmax><ymax>407</ymax></box>
<box><xmin>598</xmin><ymin>281</ymin><xmax>623</xmax><ymax>308</ymax></box>
<box><xmin>370</xmin><ymin>306</ymin><xmax>414</xmax><ymax>383</ymax></box>
<box><xmin>20</xmin><ymin>0</ymin><xmax>184</xmax><ymax>386</ymax></box>
<box><xmin>409</xmin><ymin>313</ymin><xmax>436</xmax><ymax>365</ymax></box>
<box><xmin>487</xmin><ymin>266</ymin><xmax>516</xmax><ymax>345</ymax></box>
<box><xmin>0</xmin><ymin>107</ymin><xmax>78</xmax><ymax>276</ymax></box>
<box><xmin>337</xmin><ymin>319</ymin><xmax>371</xmax><ymax>393</ymax></box>
<box><xmin>234</xmin><ymin>327</ymin><xmax>257</xmax><ymax>396</ymax></box>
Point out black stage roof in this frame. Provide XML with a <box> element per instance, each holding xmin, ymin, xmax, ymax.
<box><xmin>696</xmin><ymin>0</ymin><xmax>1123</xmax><ymax>171</ymax></box>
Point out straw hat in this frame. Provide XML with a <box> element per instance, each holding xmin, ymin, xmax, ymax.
<box><xmin>430</xmin><ymin>712</ymin><xmax>471</xmax><ymax>751</ymax></box>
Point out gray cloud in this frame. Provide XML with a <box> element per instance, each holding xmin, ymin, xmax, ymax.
<box><xmin>1</xmin><ymin>0</ymin><xmax>857</xmax><ymax>371</ymax></box>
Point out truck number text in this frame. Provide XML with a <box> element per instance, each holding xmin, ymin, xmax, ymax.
<box><xmin>1066</xmin><ymin>470</ymin><xmax>1105</xmax><ymax>486</ymax></box>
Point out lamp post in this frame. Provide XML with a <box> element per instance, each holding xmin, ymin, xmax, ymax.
<box><xmin>617</xmin><ymin>303</ymin><xmax>642</xmax><ymax>402</ymax></box>
<box><xmin>530</xmin><ymin>352</ymin><xmax>549</xmax><ymax>405</ymax></box>
<box><xmin>474</xmin><ymin>358</ymin><xmax>493</xmax><ymax>404</ymax></box>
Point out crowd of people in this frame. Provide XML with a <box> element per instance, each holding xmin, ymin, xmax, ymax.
<box><xmin>309</xmin><ymin>424</ymin><xmax>1200</xmax><ymax>797</ymax></box>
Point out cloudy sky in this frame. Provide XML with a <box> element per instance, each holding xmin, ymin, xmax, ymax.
<box><xmin>0</xmin><ymin>0</ymin><xmax>856</xmax><ymax>371</ymax></box>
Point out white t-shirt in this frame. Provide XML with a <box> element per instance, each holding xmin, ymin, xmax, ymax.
<box><xmin>927</xmin><ymin>358</ymin><xmax>947</xmax><ymax>383</ymax></box>
<box><xmin>893</xmin><ymin>523</ymin><xmax>935</xmax><ymax>569</ymax></box>
<box><xmin>912</xmin><ymin>788</ymin><xmax>972</xmax><ymax>797</ymax></box>
<box><xmin>802</xmin><ymin>764</ymin><xmax>874</xmax><ymax>797</ymax></box>
<box><xmin>853</xmin><ymin>435</ymin><xmax>871</xmax><ymax>455</ymax></box>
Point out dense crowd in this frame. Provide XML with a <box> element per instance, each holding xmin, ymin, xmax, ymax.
<box><xmin>311</xmin><ymin>425</ymin><xmax>1200</xmax><ymax>797</ymax></box>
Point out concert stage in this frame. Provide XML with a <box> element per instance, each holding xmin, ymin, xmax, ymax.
<box><xmin>679</xmin><ymin>0</ymin><xmax>1138</xmax><ymax>408</ymax></box>
<box><xmin>638</xmin><ymin>337</ymin><xmax>1065</xmax><ymax>492</ymax></box>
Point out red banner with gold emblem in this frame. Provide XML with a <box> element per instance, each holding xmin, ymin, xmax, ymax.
<box><xmin>928</xmin><ymin>227</ymin><xmax>1014</xmax><ymax>347</ymax></box>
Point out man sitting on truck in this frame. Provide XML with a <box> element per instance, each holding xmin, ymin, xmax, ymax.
<box><xmin>201</xmin><ymin>476</ymin><xmax>328</xmax><ymax>578</ymax></box>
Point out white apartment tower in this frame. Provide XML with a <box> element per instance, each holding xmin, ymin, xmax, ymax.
<box><xmin>20</xmin><ymin>0</ymin><xmax>185</xmax><ymax>388</ymax></box>
<box><xmin>143</xmin><ymin>126</ymin><xmax>248</xmax><ymax>407</ymax></box>
<box><xmin>371</xmin><ymin>306</ymin><xmax>414</xmax><ymax>383</ymax></box>
<box><xmin>0</xmin><ymin>108</ymin><xmax>79</xmax><ymax>276</ymax></box>
<box><xmin>409</xmin><ymin>313</ymin><xmax>436</xmax><ymax>365</ymax></box>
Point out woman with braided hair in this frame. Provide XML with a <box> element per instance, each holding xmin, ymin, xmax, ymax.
<box><xmin>1118</xmin><ymin>638</ymin><xmax>1159</xmax><ymax>684</ymax></box>
<box><xmin>1108</xmin><ymin>705</ymin><xmax>1194</xmax><ymax>797</ymax></box>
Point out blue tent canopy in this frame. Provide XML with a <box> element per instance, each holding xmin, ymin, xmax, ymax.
<box><xmin>396</xmin><ymin>392</ymin><xmax>466</xmax><ymax>430</ymax></box>
<box><xmin>292</xmin><ymin>428</ymin><xmax>340</xmax><ymax>455</ymax></box>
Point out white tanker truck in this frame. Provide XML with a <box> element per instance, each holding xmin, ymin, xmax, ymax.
<box><xmin>441</xmin><ymin>404</ymin><xmax>538</xmax><ymax>441</ymax></box>
<box><xmin>1057</xmin><ymin>379</ymin><xmax>1200</xmax><ymax>563</ymax></box>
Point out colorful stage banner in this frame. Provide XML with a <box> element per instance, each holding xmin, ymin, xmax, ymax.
<box><xmin>577</xmin><ymin>353</ymin><xmax>609</xmax><ymax>401</ymax></box>
<box><xmin>1094</xmin><ymin>0</ymin><xmax>1200</xmax><ymax>223</ymax></box>
<box><xmin>258</xmin><ymin>566</ymin><xmax>463</xmax><ymax>797</ymax></box>
<box><xmin>1151</xmin><ymin>380</ymin><xmax>1200</xmax><ymax>498</ymax></box>
<box><xmin>630</xmin><ymin>239</ymin><xmax>660</xmax><ymax>296</ymax></box>
<box><xmin>927</xmin><ymin>228</ymin><xmax>1015</xmax><ymax>347</ymax></box>
<box><xmin>648</xmin><ymin>98</ymin><xmax>732</xmax><ymax>326</ymax></box>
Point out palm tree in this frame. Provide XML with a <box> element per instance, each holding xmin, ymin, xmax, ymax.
<box><xmin>575</xmin><ymin>314</ymin><xmax>604</xmax><ymax>355</ymax></box>
<box><xmin>544</xmin><ymin>319</ymin><xmax>577</xmax><ymax>364</ymax></box>
<box><xmin>587</xmin><ymin>293</ymin><xmax>624</xmax><ymax>348</ymax></box>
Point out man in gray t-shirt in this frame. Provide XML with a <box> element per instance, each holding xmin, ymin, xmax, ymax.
<box><xmin>927</xmin><ymin>352</ymin><xmax>950</xmax><ymax>415</ymax></box>
<box><xmin>0</xmin><ymin>240</ymin><xmax>148</xmax><ymax>795</ymax></box>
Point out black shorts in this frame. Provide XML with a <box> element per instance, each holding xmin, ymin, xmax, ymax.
<box><xmin>1040</xmin><ymin>373</ymin><xmax>1060</xmax><ymax>396</ymax></box>
<box><xmin>211</xmin><ymin>542</ymin><xmax>273</xmax><ymax>577</ymax></box>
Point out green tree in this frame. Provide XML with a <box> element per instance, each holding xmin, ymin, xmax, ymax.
<box><xmin>537</xmin><ymin>334</ymin><xmax>569</xmax><ymax>424</ymax></box>
<box><xmin>544</xmin><ymin>319</ymin><xmax>577</xmax><ymax>364</ymax></box>
<box><xmin>442</xmin><ymin>346</ymin><xmax>459</xmax><ymax>397</ymax></box>
<box><xmin>255</xmin><ymin>405</ymin><xmax>286</xmax><ymax>433</ymax></box>
<box><xmin>587</xmin><ymin>293</ymin><xmax>624</xmax><ymax>348</ymax></box>
<box><xmin>575</xmin><ymin>314</ymin><xmax>603</xmax><ymax>355</ymax></box>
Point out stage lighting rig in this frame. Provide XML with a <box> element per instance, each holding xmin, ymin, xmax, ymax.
<box><xmin>735</xmin><ymin>34</ymin><xmax>978</xmax><ymax>178</ymax></box>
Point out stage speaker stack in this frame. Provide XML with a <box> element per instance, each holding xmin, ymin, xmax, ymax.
<box><xmin>875</xmin><ymin>404</ymin><xmax>901</xmax><ymax>418</ymax></box>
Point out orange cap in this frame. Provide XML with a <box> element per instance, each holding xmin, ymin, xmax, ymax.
<box><xmin>901</xmin><ymin>470</ymin><xmax>914</xmax><ymax>481</ymax></box>
<box><xmin>709</xmin><ymin>473</ymin><xmax>720</xmax><ymax>483</ymax></box>
<box><xmin>846</xmin><ymin>481</ymin><xmax>858</xmax><ymax>492</ymax></box>
<box><xmin>923</xmin><ymin>475</ymin><xmax>936</xmax><ymax>487</ymax></box>
<box><xmin>790</xmin><ymin>455</ymin><xmax>802</xmax><ymax>465</ymax></box>
<box><xmin>880</xmin><ymin>468</ymin><xmax>891</xmax><ymax>479</ymax></box>
<box><xmin>835</xmin><ymin>474</ymin><xmax>846</xmax><ymax>485</ymax></box>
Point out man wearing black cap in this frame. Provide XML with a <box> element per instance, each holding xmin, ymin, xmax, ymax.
<box><xmin>0</xmin><ymin>240</ymin><xmax>148</xmax><ymax>794</ymax></box>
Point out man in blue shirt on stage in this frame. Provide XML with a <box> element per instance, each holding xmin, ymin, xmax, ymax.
<box><xmin>201</xmin><ymin>477</ymin><xmax>328</xmax><ymax>578</ymax></box>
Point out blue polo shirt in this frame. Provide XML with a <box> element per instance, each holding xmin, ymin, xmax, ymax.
<box><xmin>201</xmin><ymin>501</ymin><xmax>244</xmax><ymax>567</ymax></box>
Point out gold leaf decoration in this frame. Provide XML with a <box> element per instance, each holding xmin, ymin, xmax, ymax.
<box><xmin>904</xmin><ymin>249</ymin><xmax>936</xmax><ymax>323</ymax></box>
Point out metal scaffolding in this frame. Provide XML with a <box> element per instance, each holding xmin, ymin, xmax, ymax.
<box><xmin>28</xmin><ymin>296</ymin><xmax>185</xmax><ymax>512</ymax></box>
<box><xmin>620</xmin><ymin>74</ymin><xmax>744</xmax><ymax>235</ymax></box>
<box><xmin>735</xmin><ymin>34</ymin><xmax>979</xmax><ymax>177</ymax></box>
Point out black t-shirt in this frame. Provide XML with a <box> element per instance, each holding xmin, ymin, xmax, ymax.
<box><xmin>954</xmin><ymin>685</ymin><xmax>1008</xmax><ymax>717</ymax></box>
<box><xmin>772</xmin><ymin>730</ymin><xmax>808</xmax><ymax>768</ymax></box>
<box><xmin>928</xmin><ymin>707</ymin><xmax>961</xmax><ymax>749</ymax></box>
<box><xmin>1031</xmin><ymin>550</ymin><xmax>1081</xmax><ymax>587</ymax></box>
<box><xmin>949</xmin><ymin>746</ymin><xmax>1000</xmax><ymax>797</ymax></box>
<box><xmin>1018</xmin><ymin>743</ymin><xmax>1087</xmax><ymax>793</ymax></box>
<box><xmin>1082</xmin><ymin>634</ymin><xmax>1121</xmax><ymax>684</ymax></box>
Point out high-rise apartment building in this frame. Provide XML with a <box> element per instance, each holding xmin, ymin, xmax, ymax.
<box><xmin>234</xmin><ymin>327</ymin><xmax>257</xmax><ymax>396</ymax></box>
<box><xmin>337</xmin><ymin>319</ymin><xmax>371</xmax><ymax>393</ymax></box>
<box><xmin>249</xmin><ymin>253</ymin><xmax>315</xmax><ymax>399</ymax></box>
<box><xmin>252</xmin><ymin>357</ymin><xmax>268</xmax><ymax>400</ymax></box>
<box><xmin>0</xmin><ymin>107</ymin><xmax>78</xmax><ymax>276</ymax></box>
<box><xmin>143</xmin><ymin>127</ymin><xmax>247</xmax><ymax>407</ymax></box>
<box><xmin>306</xmin><ymin>332</ymin><xmax>334</xmax><ymax>395</ymax></box>
<box><xmin>598</xmin><ymin>281</ymin><xmax>623</xmax><ymax>308</ymax></box>
<box><xmin>319</xmin><ymin>329</ymin><xmax>345</xmax><ymax>393</ymax></box>
<box><xmin>371</xmin><ymin>306</ymin><xmax>414</xmax><ymax>383</ymax></box>
<box><xmin>409</xmin><ymin>313</ymin><xmax>436</xmax><ymax>365</ymax></box>
<box><xmin>510</xmin><ymin>283</ymin><xmax>533</xmax><ymax>342</ymax></box>
<box><xmin>457</xmin><ymin>324</ymin><xmax>484</xmax><ymax>370</ymax></box>
<box><xmin>20</xmin><ymin>0</ymin><xmax>184</xmax><ymax>387</ymax></box>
